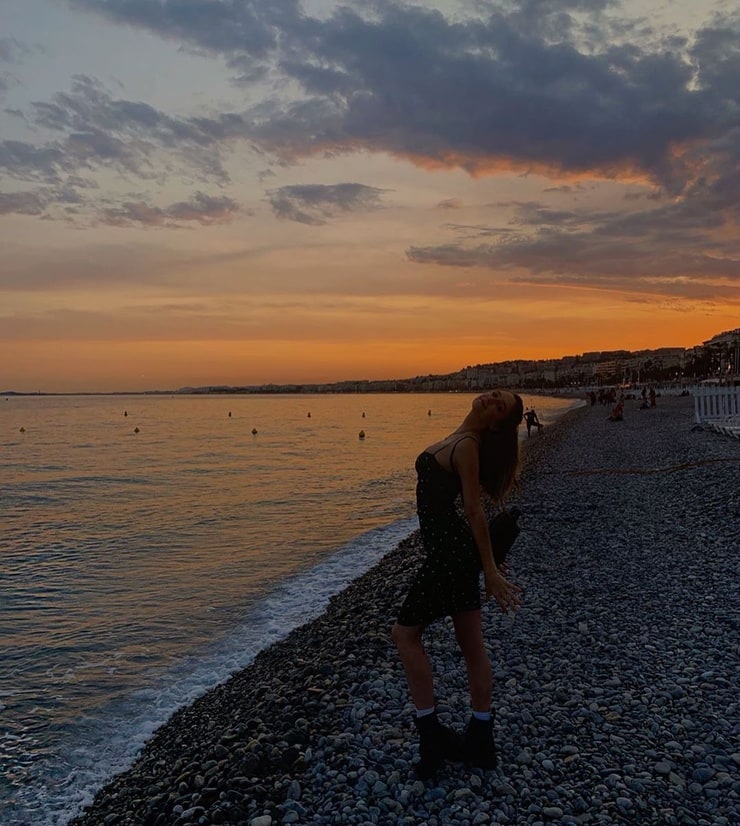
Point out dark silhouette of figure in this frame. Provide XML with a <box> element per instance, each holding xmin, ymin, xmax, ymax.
<box><xmin>608</xmin><ymin>400</ymin><xmax>624</xmax><ymax>421</ymax></box>
<box><xmin>523</xmin><ymin>408</ymin><xmax>543</xmax><ymax>437</ymax></box>
<box><xmin>392</xmin><ymin>390</ymin><xmax>524</xmax><ymax>778</ymax></box>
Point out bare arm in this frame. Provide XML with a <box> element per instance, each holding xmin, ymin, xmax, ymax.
<box><xmin>453</xmin><ymin>439</ymin><xmax>522</xmax><ymax>613</ymax></box>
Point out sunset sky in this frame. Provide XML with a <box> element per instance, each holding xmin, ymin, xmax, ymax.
<box><xmin>1</xmin><ymin>0</ymin><xmax>738</xmax><ymax>391</ymax></box>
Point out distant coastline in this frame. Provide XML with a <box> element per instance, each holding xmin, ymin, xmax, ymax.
<box><xmin>3</xmin><ymin>326</ymin><xmax>737</xmax><ymax>397</ymax></box>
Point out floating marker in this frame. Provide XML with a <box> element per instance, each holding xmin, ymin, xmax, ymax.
<box><xmin>228</xmin><ymin>411</ymin><xmax>232</xmax><ymax>417</ymax></box>
<box><xmin>19</xmin><ymin>426</ymin><xmax>25</xmax><ymax>433</ymax></box>
<box><xmin>428</xmin><ymin>409</ymin><xmax>432</xmax><ymax>416</ymax></box>
<box><xmin>359</xmin><ymin>430</ymin><xmax>365</xmax><ymax>439</ymax></box>
<box><xmin>134</xmin><ymin>427</ymin><xmax>140</xmax><ymax>433</ymax></box>
<box><xmin>252</xmin><ymin>428</ymin><xmax>258</xmax><ymax>435</ymax></box>
<box><xmin>307</xmin><ymin>412</ymin><xmax>311</xmax><ymax>418</ymax></box>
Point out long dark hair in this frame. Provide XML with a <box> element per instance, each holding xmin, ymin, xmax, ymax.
<box><xmin>479</xmin><ymin>391</ymin><xmax>523</xmax><ymax>501</ymax></box>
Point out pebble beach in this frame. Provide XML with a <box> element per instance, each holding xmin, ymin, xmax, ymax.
<box><xmin>71</xmin><ymin>394</ymin><xmax>739</xmax><ymax>826</ymax></box>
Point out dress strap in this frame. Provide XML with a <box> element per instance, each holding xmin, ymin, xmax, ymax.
<box><xmin>449</xmin><ymin>434</ymin><xmax>479</xmax><ymax>468</ymax></box>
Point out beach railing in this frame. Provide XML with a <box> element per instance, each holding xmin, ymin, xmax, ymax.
<box><xmin>693</xmin><ymin>384</ymin><xmax>740</xmax><ymax>424</ymax></box>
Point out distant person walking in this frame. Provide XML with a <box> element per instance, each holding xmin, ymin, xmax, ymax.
<box><xmin>392</xmin><ymin>390</ymin><xmax>523</xmax><ymax>778</ymax></box>
<box><xmin>524</xmin><ymin>408</ymin><xmax>542</xmax><ymax>436</ymax></box>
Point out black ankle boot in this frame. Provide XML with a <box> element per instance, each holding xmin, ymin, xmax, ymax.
<box><xmin>463</xmin><ymin>714</ymin><xmax>497</xmax><ymax>770</ymax></box>
<box><xmin>413</xmin><ymin>711</ymin><xmax>464</xmax><ymax>779</ymax></box>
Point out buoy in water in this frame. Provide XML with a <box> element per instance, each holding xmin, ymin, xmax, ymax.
<box><xmin>124</xmin><ymin>411</ymin><xmax>128</xmax><ymax>417</ymax></box>
<box><xmin>307</xmin><ymin>412</ymin><xmax>311</xmax><ymax>418</ymax></box>
<box><xmin>362</xmin><ymin>412</ymin><xmax>366</xmax><ymax>418</ymax></box>
<box><xmin>19</xmin><ymin>426</ymin><xmax>25</xmax><ymax>433</ymax></box>
<box><xmin>359</xmin><ymin>430</ymin><xmax>365</xmax><ymax>439</ymax></box>
<box><xmin>134</xmin><ymin>427</ymin><xmax>140</xmax><ymax>433</ymax></box>
<box><xmin>427</xmin><ymin>409</ymin><xmax>432</xmax><ymax>416</ymax></box>
<box><xmin>252</xmin><ymin>427</ymin><xmax>258</xmax><ymax>435</ymax></box>
<box><xmin>228</xmin><ymin>411</ymin><xmax>232</xmax><ymax>418</ymax></box>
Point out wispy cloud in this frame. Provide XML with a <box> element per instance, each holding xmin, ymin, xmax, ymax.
<box><xmin>0</xmin><ymin>73</ymin><xmax>247</xmax><ymax>221</ymax></box>
<box><xmin>0</xmin><ymin>190</ymin><xmax>47</xmax><ymax>215</ymax></box>
<box><xmin>0</xmin><ymin>36</ymin><xmax>32</xmax><ymax>63</ymax></box>
<box><xmin>408</xmin><ymin>184</ymin><xmax>740</xmax><ymax>299</ymax></box>
<box><xmin>26</xmin><ymin>75</ymin><xmax>238</xmax><ymax>181</ymax></box>
<box><xmin>98</xmin><ymin>191</ymin><xmax>242</xmax><ymax>228</ymax></box>
<box><xmin>436</xmin><ymin>198</ymin><xmax>464</xmax><ymax>210</ymax></box>
<box><xmin>266</xmin><ymin>182</ymin><xmax>388</xmax><ymax>224</ymax></box>
<box><xmin>0</xmin><ymin>36</ymin><xmax>30</xmax><ymax>89</ymax></box>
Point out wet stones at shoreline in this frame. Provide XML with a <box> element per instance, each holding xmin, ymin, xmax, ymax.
<box><xmin>71</xmin><ymin>397</ymin><xmax>739</xmax><ymax>826</ymax></box>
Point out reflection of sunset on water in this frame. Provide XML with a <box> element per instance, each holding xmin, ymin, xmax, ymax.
<box><xmin>1</xmin><ymin>390</ymin><xmax>576</xmax><ymax>820</ymax></box>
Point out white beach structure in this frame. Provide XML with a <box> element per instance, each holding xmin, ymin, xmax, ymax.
<box><xmin>693</xmin><ymin>383</ymin><xmax>740</xmax><ymax>439</ymax></box>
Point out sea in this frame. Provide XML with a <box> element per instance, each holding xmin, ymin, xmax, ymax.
<box><xmin>1</xmin><ymin>391</ymin><xmax>582</xmax><ymax>825</ymax></box>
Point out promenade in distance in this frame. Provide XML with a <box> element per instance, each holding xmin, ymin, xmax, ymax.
<box><xmin>173</xmin><ymin>327</ymin><xmax>740</xmax><ymax>395</ymax></box>
<box><xmin>72</xmin><ymin>394</ymin><xmax>739</xmax><ymax>826</ymax></box>
<box><xmin>5</xmin><ymin>327</ymin><xmax>739</xmax><ymax>397</ymax></box>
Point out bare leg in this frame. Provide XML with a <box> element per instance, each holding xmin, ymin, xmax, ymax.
<box><xmin>452</xmin><ymin>610</ymin><xmax>492</xmax><ymax>711</ymax></box>
<box><xmin>391</xmin><ymin>622</ymin><xmax>434</xmax><ymax>709</ymax></box>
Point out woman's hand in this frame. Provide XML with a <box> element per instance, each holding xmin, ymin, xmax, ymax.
<box><xmin>484</xmin><ymin>567</ymin><xmax>522</xmax><ymax>614</ymax></box>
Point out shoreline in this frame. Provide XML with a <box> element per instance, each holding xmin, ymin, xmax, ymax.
<box><xmin>71</xmin><ymin>397</ymin><xmax>738</xmax><ymax>826</ymax></box>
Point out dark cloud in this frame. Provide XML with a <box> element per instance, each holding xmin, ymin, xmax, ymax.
<box><xmin>63</xmin><ymin>2</ymin><xmax>738</xmax><ymax>188</ymax></box>
<box><xmin>0</xmin><ymin>140</ymin><xmax>69</xmax><ymax>183</ymax></box>
<box><xmin>407</xmin><ymin>180</ymin><xmax>740</xmax><ymax>299</ymax></box>
<box><xmin>0</xmin><ymin>190</ymin><xmax>47</xmax><ymax>216</ymax></box>
<box><xmin>266</xmin><ymin>182</ymin><xmax>388</xmax><ymax>224</ymax></box>
<box><xmin>70</xmin><ymin>0</ymin><xmax>298</xmax><ymax>56</ymax></box>
<box><xmin>244</xmin><ymin>3</ymin><xmax>738</xmax><ymax>194</ymax></box>
<box><xmin>543</xmin><ymin>184</ymin><xmax>580</xmax><ymax>194</ymax></box>
<box><xmin>69</xmin><ymin>0</ymin><xmax>303</xmax><ymax>84</ymax></box>
<box><xmin>436</xmin><ymin>198</ymin><xmax>463</xmax><ymax>210</ymax></box>
<box><xmin>98</xmin><ymin>192</ymin><xmax>241</xmax><ymax>228</ymax></box>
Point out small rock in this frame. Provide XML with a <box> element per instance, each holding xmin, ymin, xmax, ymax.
<box><xmin>693</xmin><ymin>767</ymin><xmax>715</xmax><ymax>783</ymax></box>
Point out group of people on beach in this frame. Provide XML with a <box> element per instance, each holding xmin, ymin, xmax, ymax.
<box><xmin>605</xmin><ymin>385</ymin><xmax>658</xmax><ymax>421</ymax></box>
<box><xmin>392</xmin><ymin>389</ymin><xmax>525</xmax><ymax>777</ymax></box>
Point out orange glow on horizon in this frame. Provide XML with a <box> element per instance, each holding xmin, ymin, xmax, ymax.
<box><xmin>2</xmin><ymin>301</ymin><xmax>736</xmax><ymax>394</ymax></box>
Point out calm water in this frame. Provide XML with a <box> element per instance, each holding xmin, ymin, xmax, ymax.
<box><xmin>1</xmin><ymin>392</ymin><xmax>580</xmax><ymax>824</ymax></box>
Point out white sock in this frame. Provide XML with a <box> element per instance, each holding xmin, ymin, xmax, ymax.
<box><xmin>415</xmin><ymin>706</ymin><xmax>435</xmax><ymax>718</ymax></box>
<box><xmin>472</xmin><ymin>710</ymin><xmax>491</xmax><ymax>721</ymax></box>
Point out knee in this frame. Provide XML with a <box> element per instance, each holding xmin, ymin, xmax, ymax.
<box><xmin>455</xmin><ymin>631</ymin><xmax>488</xmax><ymax>665</ymax></box>
<box><xmin>392</xmin><ymin>621</ymin><xmax>420</xmax><ymax>652</ymax></box>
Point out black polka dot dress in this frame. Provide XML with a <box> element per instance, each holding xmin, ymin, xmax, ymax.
<box><xmin>396</xmin><ymin>443</ymin><xmax>481</xmax><ymax>626</ymax></box>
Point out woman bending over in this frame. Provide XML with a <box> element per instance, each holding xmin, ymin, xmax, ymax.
<box><xmin>392</xmin><ymin>389</ymin><xmax>524</xmax><ymax>777</ymax></box>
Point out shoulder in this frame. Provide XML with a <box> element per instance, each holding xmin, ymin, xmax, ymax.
<box><xmin>450</xmin><ymin>434</ymin><xmax>481</xmax><ymax>468</ymax></box>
